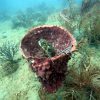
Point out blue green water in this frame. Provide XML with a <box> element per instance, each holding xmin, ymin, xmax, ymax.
<box><xmin>0</xmin><ymin>0</ymin><xmax>99</xmax><ymax>100</ymax></box>
<box><xmin>0</xmin><ymin>0</ymin><xmax>82</xmax><ymax>13</ymax></box>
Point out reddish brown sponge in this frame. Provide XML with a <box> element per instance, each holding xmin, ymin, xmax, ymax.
<box><xmin>20</xmin><ymin>25</ymin><xmax>76</xmax><ymax>93</ymax></box>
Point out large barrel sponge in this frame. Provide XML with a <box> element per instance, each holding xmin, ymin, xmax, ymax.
<box><xmin>20</xmin><ymin>25</ymin><xmax>76</xmax><ymax>93</ymax></box>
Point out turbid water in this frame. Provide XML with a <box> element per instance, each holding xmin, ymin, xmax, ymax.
<box><xmin>0</xmin><ymin>0</ymin><xmax>100</xmax><ymax>100</ymax></box>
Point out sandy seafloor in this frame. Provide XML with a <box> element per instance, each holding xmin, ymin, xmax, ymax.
<box><xmin>0</xmin><ymin>13</ymin><xmax>100</xmax><ymax>100</ymax></box>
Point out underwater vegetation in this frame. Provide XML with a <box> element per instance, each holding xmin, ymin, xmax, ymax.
<box><xmin>81</xmin><ymin>0</ymin><xmax>99</xmax><ymax>14</ymax></box>
<box><xmin>79</xmin><ymin>3</ymin><xmax>100</xmax><ymax>46</ymax></box>
<box><xmin>0</xmin><ymin>11</ymin><xmax>10</xmax><ymax>22</ymax></box>
<box><xmin>59</xmin><ymin>0</ymin><xmax>100</xmax><ymax>46</ymax></box>
<box><xmin>11</xmin><ymin>3</ymin><xmax>53</xmax><ymax>29</ymax></box>
<box><xmin>0</xmin><ymin>41</ymin><xmax>19</xmax><ymax>76</ymax></box>
<box><xmin>63</xmin><ymin>39</ymin><xmax>100</xmax><ymax>100</ymax></box>
<box><xmin>58</xmin><ymin>0</ymin><xmax>81</xmax><ymax>32</ymax></box>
